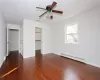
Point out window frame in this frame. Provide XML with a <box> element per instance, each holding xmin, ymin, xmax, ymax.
<box><xmin>65</xmin><ymin>24</ymin><xmax>78</xmax><ymax>44</ymax></box>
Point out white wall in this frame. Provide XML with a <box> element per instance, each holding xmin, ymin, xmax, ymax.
<box><xmin>0</xmin><ymin>13</ymin><xmax>6</xmax><ymax>67</ymax></box>
<box><xmin>9</xmin><ymin>30</ymin><xmax>19</xmax><ymax>51</ymax></box>
<box><xmin>51</xmin><ymin>7</ymin><xmax>100</xmax><ymax>68</ymax></box>
<box><xmin>23</xmin><ymin>20</ymin><xmax>52</xmax><ymax>58</ymax></box>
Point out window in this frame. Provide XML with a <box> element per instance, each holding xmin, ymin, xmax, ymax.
<box><xmin>65</xmin><ymin>24</ymin><xmax>78</xmax><ymax>44</ymax></box>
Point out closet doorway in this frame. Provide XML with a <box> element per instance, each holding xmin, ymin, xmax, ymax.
<box><xmin>35</xmin><ymin>27</ymin><xmax>42</xmax><ymax>54</ymax></box>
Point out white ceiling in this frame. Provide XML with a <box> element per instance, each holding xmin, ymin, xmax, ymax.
<box><xmin>0</xmin><ymin>0</ymin><xmax>100</xmax><ymax>24</ymax></box>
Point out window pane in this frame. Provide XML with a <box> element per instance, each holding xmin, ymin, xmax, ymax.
<box><xmin>67</xmin><ymin>24</ymin><xmax>78</xmax><ymax>34</ymax></box>
<box><xmin>66</xmin><ymin>34</ymin><xmax>78</xmax><ymax>44</ymax></box>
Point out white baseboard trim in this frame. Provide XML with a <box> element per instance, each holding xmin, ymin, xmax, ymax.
<box><xmin>86</xmin><ymin>61</ymin><xmax>100</xmax><ymax>68</ymax></box>
<box><xmin>0</xmin><ymin>63</ymin><xmax>2</xmax><ymax>68</ymax></box>
<box><xmin>0</xmin><ymin>60</ymin><xmax>4</xmax><ymax>68</ymax></box>
<box><xmin>0</xmin><ymin>56</ymin><xmax>6</xmax><ymax>68</ymax></box>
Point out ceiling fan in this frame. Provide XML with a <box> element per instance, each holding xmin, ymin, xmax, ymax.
<box><xmin>36</xmin><ymin>1</ymin><xmax>63</xmax><ymax>19</ymax></box>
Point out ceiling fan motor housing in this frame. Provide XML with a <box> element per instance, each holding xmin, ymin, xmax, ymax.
<box><xmin>36</xmin><ymin>1</ymin><xmax>63</xmax><ymax>19</ymax></box>
<box><xmin>46</xmin><ymin>5</ymin><xmax>52</xmax><ymax>11</ymax></box>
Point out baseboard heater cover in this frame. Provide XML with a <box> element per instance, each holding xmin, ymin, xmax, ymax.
<box><xmin>60</xmin><ymin>53</ymin><xmax>85</xmax><ymax>63</ymax></box>
<box><xmin>54</xmin><ymin>53</ymin><xmax>100</xmax><ymax>68</ymax></box>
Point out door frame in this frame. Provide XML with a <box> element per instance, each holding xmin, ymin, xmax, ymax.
<box><xmin>35</xmin><ymin>27</ymin><xmax>43</xmax><ymax>53</ymax></box>
<box><xmin>7</xmin><ymin>26</ymin><xmax>21</xmax><ymax>56</ymax></box>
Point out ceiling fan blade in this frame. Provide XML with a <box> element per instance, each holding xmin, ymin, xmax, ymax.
<box><xmin>39</xmin><ymin>11</ymin><xmax>48</xmax><ymax>17</ymax></box>
<box><xmin>36</xmin><ymin>7</ymin><xmax>46</xmax><ymax>10</ymax></box>
<box><xmin>52</xmin><ymin>10</ymin><xmax>63</xmax><ymax>14</ymax></box>
<box><xmin>51</xmin><ymin>1</ymin><xmax>57</xmax><ymax>9</ymax></box>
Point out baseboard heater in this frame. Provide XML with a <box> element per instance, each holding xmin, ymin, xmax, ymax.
<box><xmin>60</xmin><ymin>53</ymin><xmax>85</xmax><ymax>63</ymax></box>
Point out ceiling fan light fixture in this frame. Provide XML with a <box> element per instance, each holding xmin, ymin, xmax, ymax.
<box><xmin>50</xmin><ymin>15</ymin><xmax>53</xmax><ymax>19</ymax></box>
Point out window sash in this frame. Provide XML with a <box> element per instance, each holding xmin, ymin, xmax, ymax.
<box><xmin>65</xmin><ymin>33</ymin><xmax>78</xmax><ymax>44</ymax></box>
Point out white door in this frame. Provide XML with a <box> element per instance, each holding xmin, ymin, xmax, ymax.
<box><xmin>7</xmin><ymin>28</ymin><xmax>21</xmax><ymax>56</ymax></box>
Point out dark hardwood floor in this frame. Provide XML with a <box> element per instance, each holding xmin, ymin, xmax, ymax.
<box><xmin>0</xmin><ymin>53</ymin><xmax>100</xmax><ymax>80</ymax></box>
